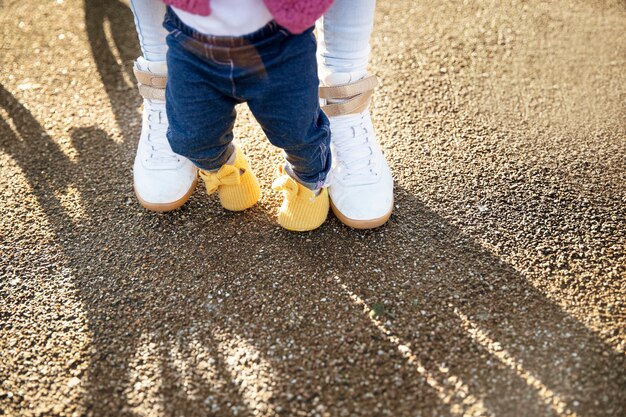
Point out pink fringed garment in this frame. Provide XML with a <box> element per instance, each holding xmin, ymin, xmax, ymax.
<box><xmin>162</xmin><ymin>0</ymin><xmax>334</xmax><ymax>33</ymax></box>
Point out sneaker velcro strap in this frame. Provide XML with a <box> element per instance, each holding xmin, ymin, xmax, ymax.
<box><xmin>133</xmin><ymin>67</ymin><xmax>167</xmax><ymax>89</ymax></box>
<box><xmin>138</xmin><ymin>83</ymin><xmax>166</xmax><ymax>101</ymax></box>
<box><xmin>319</xmin><ymin>75</ymin><xmax>378</xmax><ymax>99</ymax></box>
<box><xmin>321</xmin><ymin>89</ymin><xmax>374</xmax><ymax>117</ymax></box>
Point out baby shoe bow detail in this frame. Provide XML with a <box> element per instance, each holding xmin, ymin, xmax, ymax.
<box><xmin>272</xmin><ymin>173</ymin><xmax>301</xmax><ymax>197</ymax></box>
<box><xmin>200</xmin><ymin>165</ymin><xmax>242</xmax><ymax>195</ymax></box>
<box><xmin>272</xmin><ymin>165</ymin><xmax>329</xmax><ymax>232</ymax></box>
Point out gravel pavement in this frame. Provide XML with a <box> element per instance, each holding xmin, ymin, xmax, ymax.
<box><xmin>1</xmin><ymin>0</ymin><xmax>625</xmax><ymax>416</ymax></box>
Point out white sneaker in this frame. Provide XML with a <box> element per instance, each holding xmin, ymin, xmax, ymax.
<box><xmin>132</xmin><ymin>57</ymin><xmax>197</xmax><ymax>212</ymax></box>
<box><xmin>322</xmin><ymin>72</ymin><xmax>394</xmax><ymax>229</ymax></box>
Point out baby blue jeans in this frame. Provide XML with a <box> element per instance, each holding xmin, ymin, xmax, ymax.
<box><xmin>163</xmin><ymin>8</ymin><xmax>331</xmax><ymax>189</ymax></box>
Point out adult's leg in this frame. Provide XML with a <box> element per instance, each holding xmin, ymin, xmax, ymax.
<box><xmin>129</xmin><ymin>0</ymin><xmax>168</xmax><ymax>61</ymax></box>
<box><xmin>129</xmin><ymin>0</ymin><xmax>197</xmax><ymax>211</ymax></box>
<box><xmin>317</xmin><ymin>0</ymin><xmax>394</xmax><ymax>228</ymax></box>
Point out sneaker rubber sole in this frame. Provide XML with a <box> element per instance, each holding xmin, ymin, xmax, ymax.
<box><xmin>330</xmin><ymin>197</ymin><xmax>393</xmax><ymax>229</ymax></box>
<box><xmin>134</xmin><ymin>176</ymin><xmax>198</xmax><ymax>212</ymax></box>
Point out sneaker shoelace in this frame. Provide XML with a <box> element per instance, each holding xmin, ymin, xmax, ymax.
<box><xmin>143</xmin><ymin>105</ymin><xmax>181</xmax><ymax>167</ymax></box>
<box><xmin>331</xmin><ymin>112</ymin><xmax>379</xmax><ymax>184</ymax></box>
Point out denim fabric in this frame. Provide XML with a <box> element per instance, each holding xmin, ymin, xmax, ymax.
<box><xmin>163</xmin><ymin>8</ymin><xmax>331</xmax><ymax>189</ymax></box>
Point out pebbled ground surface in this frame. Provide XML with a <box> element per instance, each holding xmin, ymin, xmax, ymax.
<box><xmin>1</xmin><ymin>0</ymin><xmax>625</xmax><ymax>416</ymax></box>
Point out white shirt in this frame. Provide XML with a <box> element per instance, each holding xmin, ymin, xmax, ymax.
<box><xmin>172</xmin><ymin>0</ymin><xmax>273</xmax><ymax>37</ymax></box>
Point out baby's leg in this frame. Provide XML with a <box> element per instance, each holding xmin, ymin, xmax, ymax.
<box><xmin>164</xmin><ymin>21</ymin><xmax>260</xmax><ymax>212</ymax></box>
<box><xmin>165</xmin><ymin>55</ymin><xmax>238</xmax><ymax>172</ymax></box>
<box><xmin>245</xmin><ymin>28</ymin><xmax>331</xmax><ymax>231</ymax></box>
<box><xmin>246</xmin><ymin>29</ymin><xmax>331</xmax><ymax>190</ymax></box>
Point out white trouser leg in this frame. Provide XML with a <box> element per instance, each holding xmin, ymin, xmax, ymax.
<box><xmin>129</xmin><ymin>0</ymin><xmax>168</xmax><ymax>62</ymax></box>
<box><xmin>316</xmin><ymin>0</ymin><xmax>376</xmax><ymax>81</ymax></box>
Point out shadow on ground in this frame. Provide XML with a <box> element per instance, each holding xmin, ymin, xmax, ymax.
<box><xmin>2</xmin><ymin>74</ymin><xmax>625</xmax><ymax>417</ymax></box>
<box><xmin>1</xmin><ymin>0</ymin><xmax>624</xmax><ymax>416</ymax></box>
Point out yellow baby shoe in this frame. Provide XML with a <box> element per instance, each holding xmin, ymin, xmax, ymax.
<box><xmin>272</xmin><ymin>166</ymin><xmax>329</xmax><ymax>231</ymax></box>
<box><xmin>199</xmin><ymin>147</ymin><xmax>260</xmax><ymax>211</ymax></box>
